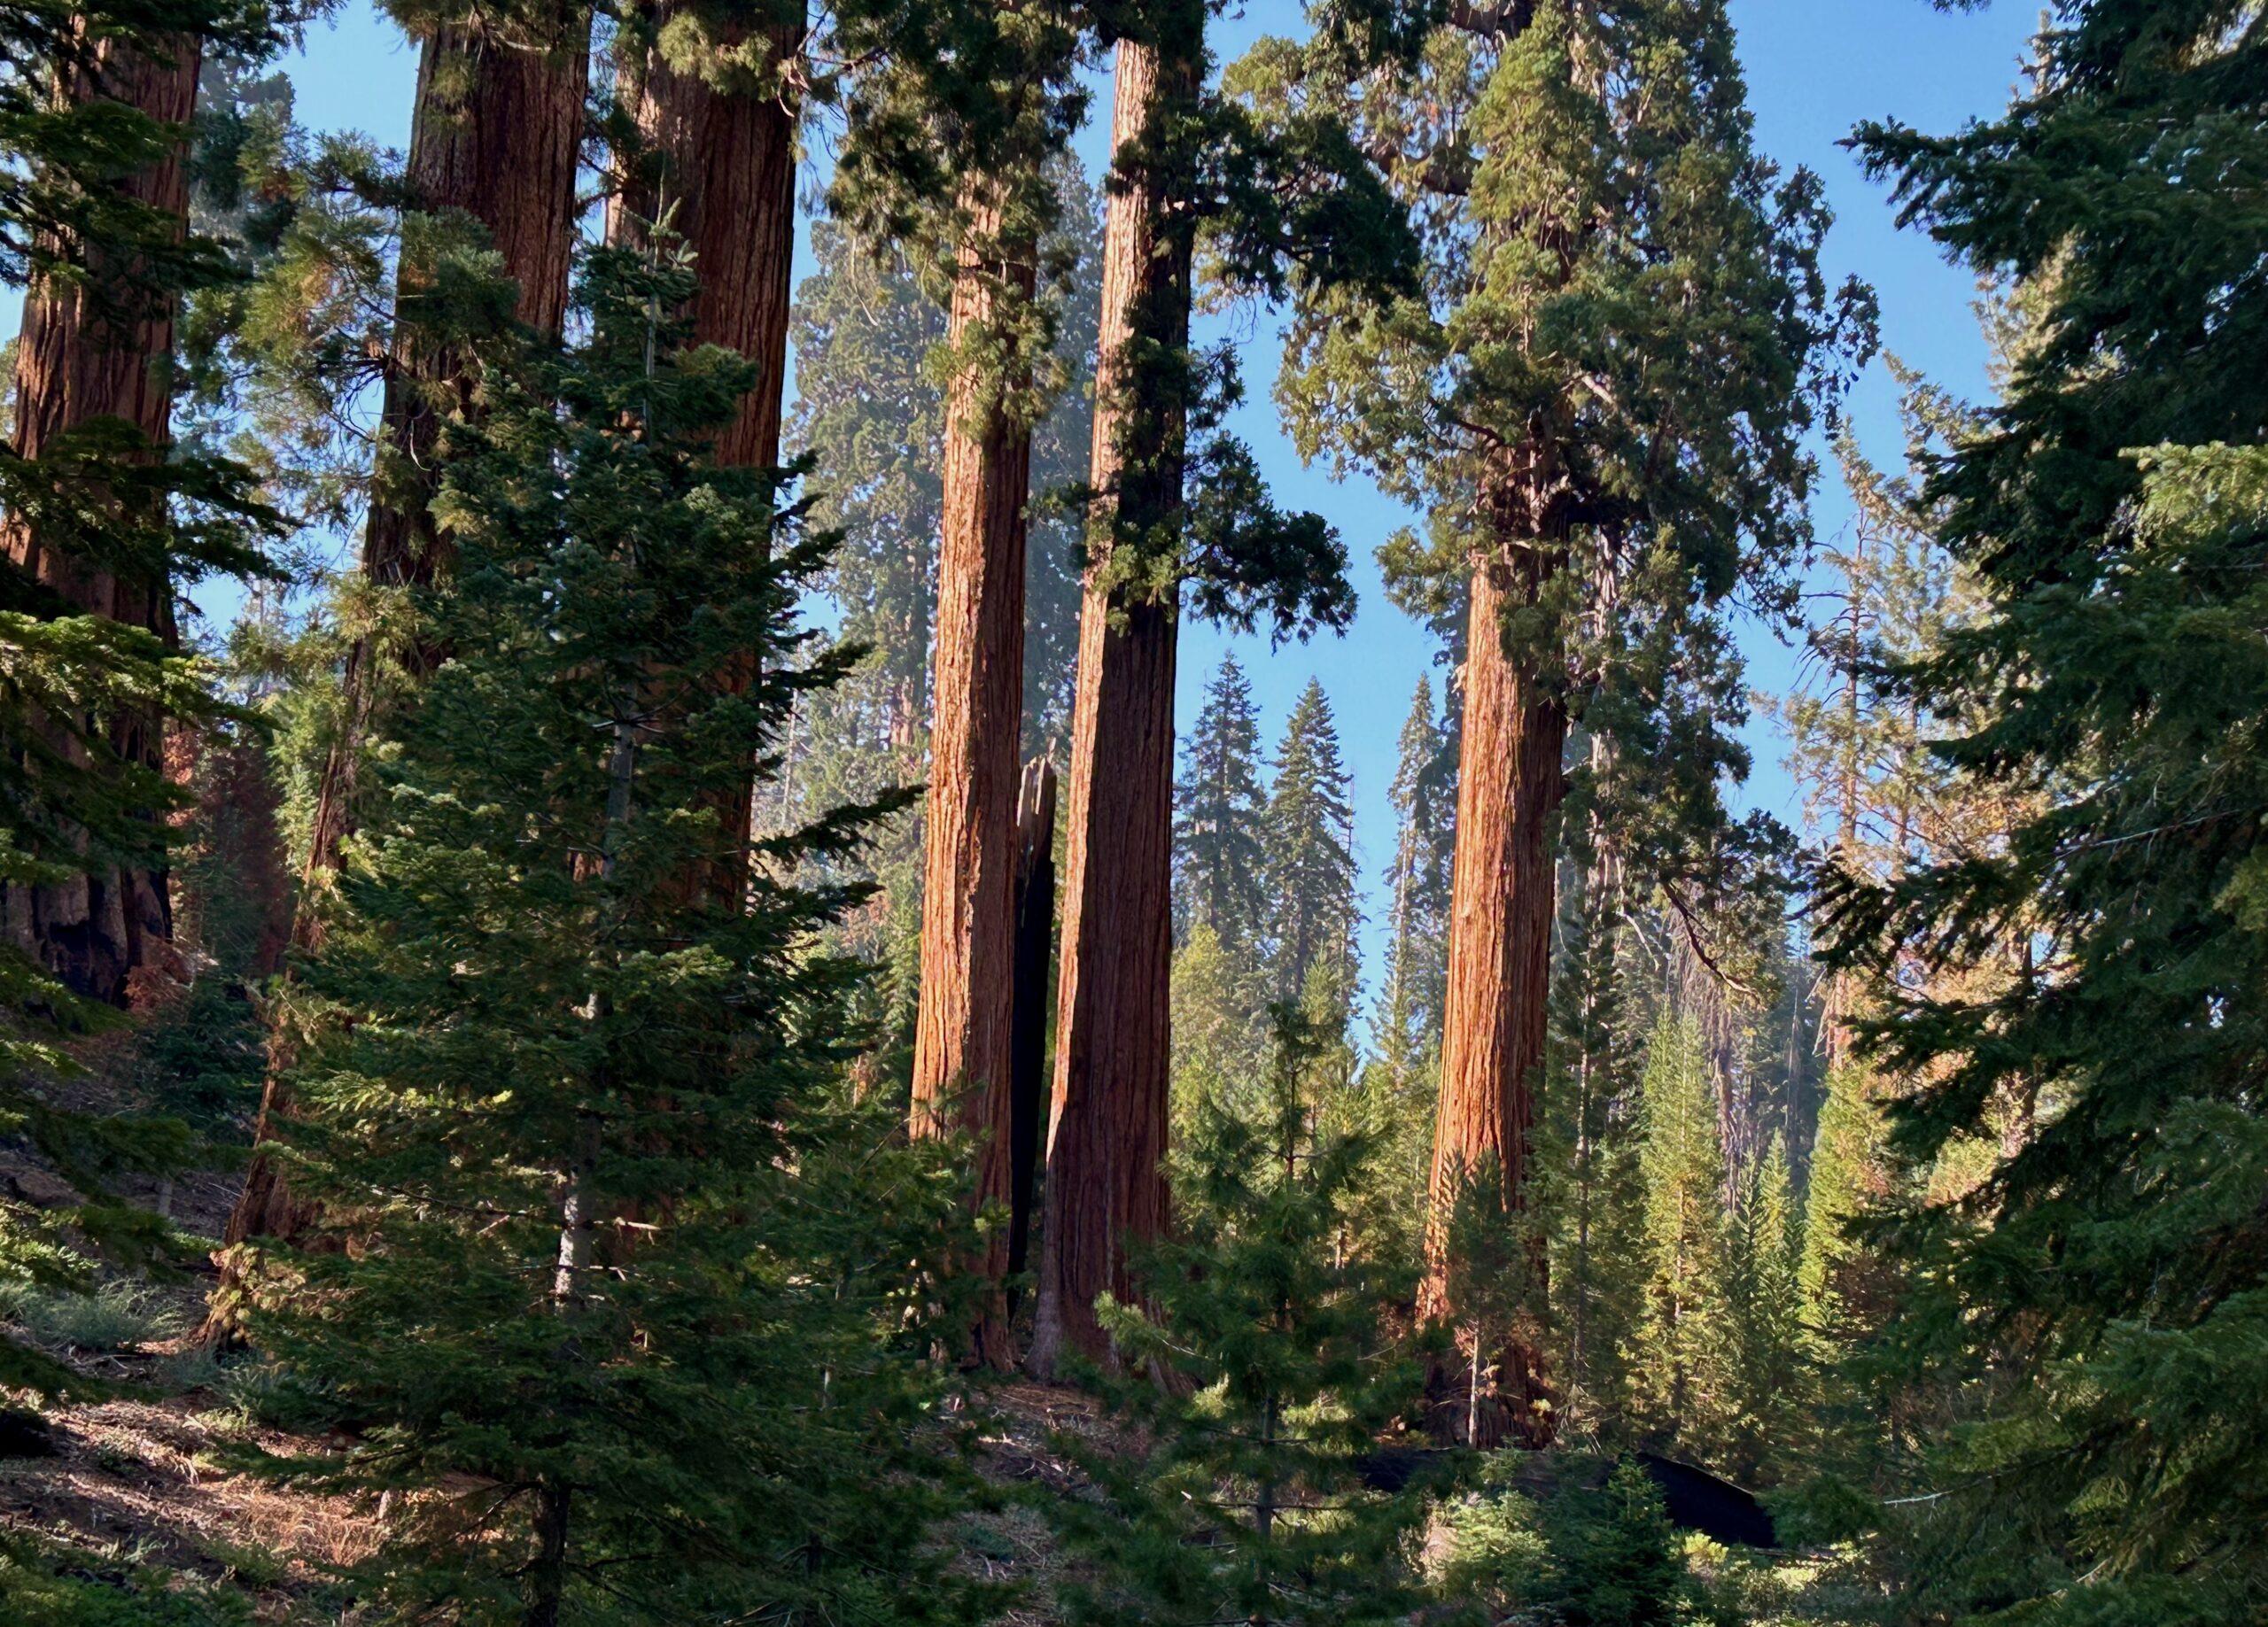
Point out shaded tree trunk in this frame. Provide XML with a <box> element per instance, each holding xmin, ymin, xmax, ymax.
<box><xmin>1029</xmin><ymin>35</ymin><xmax>1195</xmax><ymax>1379</ymax></box>
<box><xmin>910</xmin><ymin>196</ymin><xmax>1037</xmax><ymax>1367</ymax></box>
<box><xmin>606</xmin><ymin>3</ymin><xmax>800</xmax><ymax>903</ymax></box>
<box><xmin>0</xmin><ymin>27</ymin><xmax>200</xmax><ymax>1007</ymax></box>
<box><xmin>1421</xmin><ymin>546</ymin><xmax>1565</xmax><ymax>1445</ymax></box>
<box><xmin>211</xmin><ymin>14</ymin><xmax>588</xmax><ymax>1327</ymax></box>
<box><xmin>1006</xmin><ymin>756</ymin><xmax>1057</xmax><ymax>1291</ymax></box>
<box><xmin>301</xmin><ymin>8</ymin><xmax>590</xmax><ymax>898</ymax></box>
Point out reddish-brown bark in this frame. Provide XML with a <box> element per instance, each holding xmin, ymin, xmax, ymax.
<box><xmin>606</xmin><ymin>5</ymin><xmax>801</xmax><ymax>903</ymax></box>
<box><xmin>0</xmin><ymin>28</ymin><xmax>200</xmax><ymax>1006</ymax></box>
<box><xmin>1420</xmin><ymin>546</ymin><xmax>1566</xmax><ymax>1445</ymax></box>
<box><xmin>909</xmin><ymin>197</ymin><xmax>1037</xmax><ymax>1367</ymax></box>
<box><xmin>1006</xmin><ymin>756</ymin><xmax>1057</xmax><ymax>1290</ymax></box>
<box><xmin>299</xmin><ymin>8</ymin><xmax>589</xmax><ymax>902</ymax></box>
<box><xmin>214</xmin><ymin>15</ymin><xmax>589</xmax><ymax>1315</ymax></box>
<box><xmin>1028</xmin><ymin>36</ymin><xmax>1196</xmax><ymax>1379</ymax></box>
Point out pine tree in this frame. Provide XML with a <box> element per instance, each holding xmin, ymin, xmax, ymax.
<box><xmin>1263</xmin><ymin>678</ymin><xmax>1359</xmax><ymax>1019</ymax></box>
<box><xmin>1817</xmin><ymin>4</ymin><xmax>2268</xmax><ymax>1609</ymax></box>
<box><xmin>242</xmin><ymin>240</ymin><xmax>983</xmax><ymax>1627</ymax></box>
<box><xmin>1630</xmin><ymin>1014</ymin><xmax>1728</xmax><ymax>1455</ymax></box>
<box><xmin>1173</xmin><ymin>652</ymin><xmax>1268</xmax><ymax>950</ymax></box>
<box><xmin>1371</xmin><ymin>674</ymin><xmax>1453</xmax><ymax>1080</ymax></box>
<box><xmin>1242</xmin><ymin>0</ymin><xmax>1867</xmax><ymax>1431</ymax></box>
<box><xmin>1715</xmin><ymin>1138</ymin><xmax>1806</xmax><ymax>1484</ymax></box>
<box><xmin>1056</xmin><ymin>1008</ymin><xmax>1447</xmax><ymax>1627</ymax></box>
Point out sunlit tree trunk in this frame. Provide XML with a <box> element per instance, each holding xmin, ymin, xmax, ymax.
<box><xmin>1421</xmin><ymin>544</ymin><xmax>1565</xmax><ymax>1444</ymax></box>
<box><xmin>606</xmin><ymin>3</ymin><xmax>800</xmax><ymax>903</ymax></box>
<box><xmin>1029</xmin><ymin>35</ymin><xmax>1194</xmax><ymax>1379</ymax></box>
<box><xmin>910</xmin><ymin>187</ymin><xmax>1037</xmax><ymax>1367</ymax></box>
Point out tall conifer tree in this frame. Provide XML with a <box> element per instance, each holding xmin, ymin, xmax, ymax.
<box><xmin>1818</xmin><ymin>3</ymin><xmax>2268</xmax><ymax>1608</ymax></box>
<box><xmin>1172</xmin><ymin>652</ymin><xmax>1268</xmax><ymax>949</ymax></box>
<box><xmin>1034</xmin><ymin>0</ymin><xmax>1412</xmax><ymax>1374</ymax></box>
<box><xmin>1262</xmin><ymin>677</ymin><xmax>1358</xmax><ymax>1018</ymax></box>
<box><xmin>246</xmin><ymin>241</ymin><xmax>977</xmax><ymax>1627</ymax></box>
<box><xmin>1245</xmin><ymin>0</ymin><xmax>1864</xmax><ymax>1437</ymax></box>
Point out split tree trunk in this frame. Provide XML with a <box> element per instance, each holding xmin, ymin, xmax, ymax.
<box><xmin>1006</xmin><ymin>757</ymin><xmax>1056</xmax><ymax>1292</ymax></box>
<box><xmin>605</xmin><ymin>3</ymin><xmax>800</xmax><ymax>904</ymax></box>
<box><xmin>909</xmin><ymin>193</ymin><xmax>1037</xmax><ymax>1367</ymax></box>
<box><xmin>1028</xmin><ymin>35</ymin><xmax>1197</xmax><ymax>1379</ymax></box>
<box><xmin>214</xmin><ymin>13</ymin><xmax>588</xmax><ymax>1308</ymax></box>
<box><xmin>0</xmin><ymin>27</ymin><xmax>201</xmax><ymax>1007</ymax></box>
<box><xmin>1421</xmin><ymin>546</ymin><xmax>1565</xmax><ymax>1445</ymax></box>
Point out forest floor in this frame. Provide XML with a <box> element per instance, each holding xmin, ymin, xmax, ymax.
<box><xmin>0</xmin><ymin>1149</ymin><xmax>1117</xmax><ymax>1626</ymax></box>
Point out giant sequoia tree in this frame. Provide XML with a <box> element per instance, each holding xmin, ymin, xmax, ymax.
<box><xmin>1820</xmin><ymin>1</ymin><xmax>2268</xmax><ymax>1611</ymax></box>
<box><xmin>1</xmin><ymin>0</ymin><xmax>276</xmax><ymax>1004</ymax></box>
<box><xmin>1249</xmin><ymin>0</ymin><xmax>1860</xmax><ymax>1438</ymax></box>
<box><xmin>830</xmin><ymin>0</ymin><xmax>1088</xmax><ymax>1363</ymax></box>
<box><xmin>1034</xmin><ymin>0</ymin><xmax>1414</xmax><ymax>1375</ymax></box>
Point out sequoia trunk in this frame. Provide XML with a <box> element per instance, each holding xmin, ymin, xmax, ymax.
<box><xmin>606</xmin><ymin>4</ymin><xmax>800</xmax><ymax>903</ymax></box>
<box><xmin>215</xmin><ymin>13</ymin><xmax>588</xmax><ymax>1307</ymax></box>
<box><xmin>1422</xmin><ymin>547</ymin><xmax>1565</xmax><ymax>1443</ymax></box>
<box><xmin>1029</xmin><ymin>36</ymin><xmax>1196</xmax><ymax>1378</ymax></box>
<box><xmin>299</xmin><ymin>9</ymin><xmax>588</xmax><ymax>895</ymax></box>
<box><xmin>0</xmin><ymin>28</ymin><xmax>200</xmax><ymax>1006</ymax></box>
<box><xmin>909</xmin><ymin>195</ymin><xmax>1037</xmax><ymax>1367</ymax></box>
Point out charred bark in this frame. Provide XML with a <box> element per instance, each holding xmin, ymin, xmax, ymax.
<box><xmin>1029</xmin><ymin>36</ymin><xmax>1195</xmax><ymax>1379</ymax></box>
<box><xmin>1006</xmin><ymin>756</ymin><xmax>1056</xmax><ymax>1292</ymax></box>
<box><xmin>910</xmin><ymin>190</ymin><xmax>1039</xmax><ymax>1367</ymax></box>
<box><xmin>0</xmin><ymin>28</ymin><xmax>200</xmax><ymax>1007</ymax></box>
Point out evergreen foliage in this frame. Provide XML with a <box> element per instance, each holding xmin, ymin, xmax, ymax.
<box><xmin>1370</xmin><ymin>674</ymin><xmax>1452</xmax><ymax>1078</ymax></box>
<box><xmin>1172</xmin><ymin>652</ymin><xmax>1269</xmax><ymax>951</ymax></box>
<box><xmin>1629</xmin><ymin>1015</ymin><xmax>1727</xmax><ymax>1456</ymax></box>
<box><xmin>1262</xmin><ymin>678</ymin><xmax>1359</xmax><ymax>1019</ymax></box>
<box><xmin>1817</xmin><ymin>3</ymin><xmax>2268</xmax><ymax>1612</ymax></box>
<box><xmin>239</xmin><ymin>241</ymin><xmax>984</xmax><ymax>1626</ymax></box>
<box><xmin>1058</xmin><ymin>1008</ymin><xmax>1446</xmax><ymax>1627</ymax></box>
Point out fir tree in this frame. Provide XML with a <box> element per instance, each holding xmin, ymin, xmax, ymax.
<box><xmin>1630</xmin><ymin>1014</ymin><xmax>1728</xmax><ymax>1456</ymax></box>
<box><xmin>1537</xmin><ymin>854</ymin><xmax>1649</xmax><ymax>1445</ymax></box>
<box><xmin>1715</xmin><ymin>1138</ymin><xmax>1806</xmax><ymax>1484</ymax></box>
<box><xmin>1057</xmin><ymin>1008</ymin><xmax>1448</xmax><ymax>1627</ymax></box>
<box><xmin>1263</xmin><ymin>678</ymin><xmax>1359</xmax><ymax>1018</ymax></box>
<box><xmin>1819</xmin><ymin>2</ymin><xmax>2268</xmax><ymax>1609</ymax></box>
<box><xmin>241</xmin><ymin>241</ymin><xmax>982</xmax><ymax>1627</ymax></box>
<box><xmin>1173</xmin><ymin>652</ymin><xmax>1269</xmax><ymax>951</ymax></box>
<box><xmin>1370</xmin><ymin>673</ymin><xmax>1453</xmax><ymax>1079</ymax></box>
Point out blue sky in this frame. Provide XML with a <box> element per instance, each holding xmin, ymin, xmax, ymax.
<box><xmin>8</xmin><ymin>0</ymin><xmax>2039</xmax><ymax>996</ymax></box>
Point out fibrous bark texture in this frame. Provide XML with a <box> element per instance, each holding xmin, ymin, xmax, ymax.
<box><xmin>217</xmin><ymin>13</ymin><xmax>589</xmax><ymax>1310</ymax></box>
<box><xmin>909</xmin><ymin>195</ymin><xmax>1037</xmax><ymax>1367</ymax></box>
<box><xmin>1029</xmin><ymin>36</ymin><xmax>1195</xmax><ymax>1379</ymax></box>
<box><xmin>1422</xmin><ymin>547</ymin><xmax>1566</xmax><ymax>1445</ymax></box>
<box><xmin>299</xmin><ymin>7</ymin><xmax>590</xmax><ymax>899</ymax></box>
<box><xmin>606</xmin><ymin>4</ymin><xmax>800</xmax><ymax>903</ymax></box>
<box><xmin>0</xmin><ymin>28</ymin><xmax>200</xmax><ymax>1006</ymax></box>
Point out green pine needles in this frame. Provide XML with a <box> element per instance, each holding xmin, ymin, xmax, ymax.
<box><xmin>1057</xmin><ymin>1007</ymin><xmax>1447</xmax><ymax>1627</ymax></box>
<box><xmin>239</xmin><ymin>238</ymin><xmax>988</xmax><ymax>1627</ymax></box>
